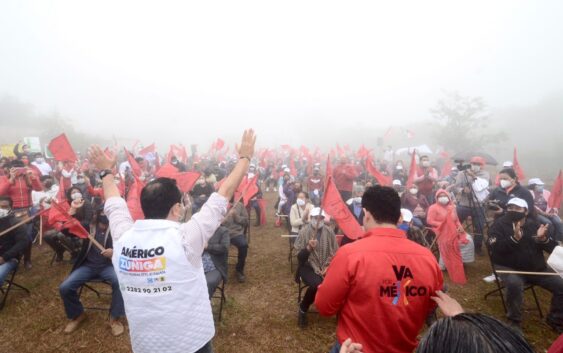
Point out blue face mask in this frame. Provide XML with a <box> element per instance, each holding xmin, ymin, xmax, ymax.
<box><xmin>398</xmin><ymin>223</ymin><xmax>409</xmax><ymax>232</ymax></box>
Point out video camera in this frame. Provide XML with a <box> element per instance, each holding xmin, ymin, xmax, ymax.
<box><xmin>454</xmin><ymin>159</ymin><xmax>471</xmax><ymax>172</ymax></box>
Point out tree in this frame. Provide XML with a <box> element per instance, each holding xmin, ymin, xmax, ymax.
<box><xmin>430</xmin><ymin>91</ymin><xmax>506</xmax><ymax>152</ymax></box>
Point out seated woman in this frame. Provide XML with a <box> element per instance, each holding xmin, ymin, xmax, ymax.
<box><xmin>294</xmin><ymin>207</ymin><xmax>338</xmax><ymax>328</ymax></box>
<box><xmin>427</xmin><ymin>189</ymin><xmax>471</xmax><ymax>284</ymax></box>
<box><xmin>401</xmin><ymin>184</ymin><xmax>429</xmax><ymax>228</ymax></box>
<box><xmin>289</xmin><ymin>191</ymin><xmax>314</xmax><ymax>240</ymax></box>
<box><xmin>45</xmin><ymin>186</ymin><xmax>93</xmax><ymax>262</ymax></box>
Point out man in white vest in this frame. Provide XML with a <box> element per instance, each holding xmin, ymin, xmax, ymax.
<box><xmin>88</xmin><ymin>130</ymin><xmax>256</xmax><ymax>353</ymax></box>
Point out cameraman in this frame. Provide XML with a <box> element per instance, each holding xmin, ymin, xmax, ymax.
<box><xmin>454</xmin><ymin>157</ymin><xmax>489</xmax><ymax>254</ymax></box>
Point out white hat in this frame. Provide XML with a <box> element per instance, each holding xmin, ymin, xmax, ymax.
<box><xmin>507</xmin><ymin>197</ymin><xmax>528</xmax><ymax>210</ymax></box>
<box><xmin>281</xmin><ymin>164</ymin><xmax>287</xmax><ymax>169</ymax></box>
<box><xmin>528</xmin><ymin>178</ymin><xmax>544</xmax><ymax>186</ymax></box>
<box><xmin>393</xmin><ymin>179</ymin><xmax>402</xmax><ymax>186</ymax></box>
<box><xmin>310</xmin><ymin>207</ymin><xmax>326</xmax><ymax>218</ymax></box>
<box><xmin>395</xmin><ymin>165</ymin><xmax>403</xmax><ymax>170</ymax></box>
<box><xmin>503</xmin><ymin>161</ymin><xmax>514</xmax><ymax>168</ymax></box>
<box><xmin>313</xmin><ymin>166</ymin><xmax>320</xmax><ymax>171</ymax></box>
<box><xmin>401</xmin><ymin>208</ymin><xmax>413</xmax><ymax>223</ymax></box>
<box><xmin>283</xmin><ymin>167</ymin><xmax>291</xmax><ymax>173</ymax></box>
<box><xmin>249</xmin><ymin>163</ymin><xmax>256</xmax><ymax>168</ymax></box>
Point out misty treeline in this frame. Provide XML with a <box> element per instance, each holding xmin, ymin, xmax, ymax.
<box><xmin>0</xmin><ymin>92</ymin><xmax>562</xmax><ymax>181</ymax></box>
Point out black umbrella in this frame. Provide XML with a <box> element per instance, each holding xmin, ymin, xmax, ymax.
<box><xmin>451</xmin><ymin>151</ymin><xmax>498</xmax><ymax>166</ymax></box>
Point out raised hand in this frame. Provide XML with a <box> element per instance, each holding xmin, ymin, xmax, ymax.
<box><xmin>431</xmin><ymin>290</ymin><xmax>464</xmax><ymax>317</ymax></box>
<box><xmin>88</xmin><ymin>145</ymin><xmax>117</xmax><ymax>171</ymax></box>
<box><xmin>237</xmin><ymin>129</ymin><xmax>256</xmax><ymax>159</ymax></box>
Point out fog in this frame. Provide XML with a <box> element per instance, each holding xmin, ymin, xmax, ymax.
<box><xmin>1</xmin><ymin>1</ymin><xmax>562</xmax><ymax>177</ymax></box>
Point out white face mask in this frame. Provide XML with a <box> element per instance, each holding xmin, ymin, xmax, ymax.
<box><xmin>0</xmin><ymin>208</ymin><xmax>10</xmax><ymax>218</ymax></box>
<box><xmin>471</xmin><ymin>165</ymin><xmax>481</xmax><ymax>172</ymax></box>
<box><xmin>438</xmin><ymin>196</ymin><xmax>450</xmax><ymax>205</ymax></box>
<box><xmin>396</xmin><ymin>165</ymin><xmax>403</xmax><ymax>170</ymax></box>
<box><xmin>311</xmin><ymin>219</ymin><xmax>324</xmax><ymax>229</ymax></box>
<box><xmin>500</xmin><ymin>179</ymin><xmax>512</xmax><ymax>189</ymax></box>
<box><xmin>536</xmin><ymin>186</ymin><xmax>544</xmax><ymax>192</ymax></box>
<box><xmin>409</xmin><ymin>188</ymin><xmax>418</xmax><ymax>195</ymax></box>
<box><xmin>247</xmin><ymin>172</ymin><xmax>255</xmax><ymax>179</ymax></box>
<box><xmin>35</xmin><ymin>158</ymin><xmax>44</xmax><ymax>163</ymax></box>
<box><xmin>71</xmin><ymin>192</ymin><xmax>83</xmax><ymax>201</ymax></box>
<box><xmin>422</xmin><ymin>161</ymin><xmax>430</xmax><ymax>168</ymax></box>
<box><xmin>296</xmin><ymin>198</ymin><xmax>306</xmax><ymax>207</ymax></box>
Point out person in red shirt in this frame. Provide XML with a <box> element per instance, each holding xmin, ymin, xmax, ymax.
<box><xmin>315</xmin><ymin>185</ymin><xmax>443</xmax><ymax>353</ymax></box>
<box><xmin>333</xmin><ymin>157</ymin><xmax>359</xmax><ymax>202</ymax></box>
<box><xmin>414</xmin><ymin>155</ymin><xmax>438</xmax><ymax>204</ymax></box>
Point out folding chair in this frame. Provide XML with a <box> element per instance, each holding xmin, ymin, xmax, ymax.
<box><xmin>77</xmin><ymin>278</ymin><xmax>112</xmax><ymax>314</ymax></box>
<box><xmin>0</xmin><ymin>259</ymin><xmax>30</xmax><ymax>311</ymax></box>
<box><xmin>211</xmin><ymin>280</ymin><xmax>226</xmax><ymax>322</ymax></box>
<box><xmin>483</xmin><ymin>241</ymin><xmax>543</xmax><ymax>319</ymax></box>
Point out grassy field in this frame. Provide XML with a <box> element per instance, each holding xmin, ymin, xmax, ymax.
<box><xmin>0</xmin><ymin>191</ymin><xmax>560</xmax><ymax>353</ymax></box>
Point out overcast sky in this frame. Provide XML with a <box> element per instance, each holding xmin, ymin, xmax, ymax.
<box><xmin>1</xmin><ymin>0</ymin><xmax>562</xmax><ymax>147</ymax></box>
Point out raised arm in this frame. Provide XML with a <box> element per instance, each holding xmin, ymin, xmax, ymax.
<box><xmin>217</xmin><ymin>129</ymin><xmax>256</xmax><ymax>200</ymax></box>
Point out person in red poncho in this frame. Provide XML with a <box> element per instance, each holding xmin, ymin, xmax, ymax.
<box><xmin>427</xmin><ymin>189</ymin><xmax>467</xmax><ymax>284</ymax></box>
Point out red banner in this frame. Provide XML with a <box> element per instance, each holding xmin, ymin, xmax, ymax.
<box><xmin>48</xmin><ymin>133</ymin><xmax>77</xmax><ymax>162</ymax></box>
<box><xmin>322</xmin><ymin>175</ymin><xmax>364</xmax><ymax>240</ymax></box>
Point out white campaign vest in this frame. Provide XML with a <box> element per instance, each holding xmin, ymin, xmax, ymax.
<box><xmin>112</xmin><ymin>220</ymin><xmax>214</xmax><ymax>353</ymax></box>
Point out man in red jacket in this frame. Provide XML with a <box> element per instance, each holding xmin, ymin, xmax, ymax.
<box><xmin>333</xmin><ymin>157</ymin><xmax>359</xmax><ymax>202</ymax></box>
<box><xmin>315</xmin><ymin>185</ymin><xmax>443</xmax><ymax>353</ymax></box>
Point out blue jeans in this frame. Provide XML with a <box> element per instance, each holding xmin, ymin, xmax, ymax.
<box><xmin>0</xmin><ymin>259</ymin><xmax>18</xmax><ymax>286</ymax></box>
<box><xmin>59</xmin><ymin>264</ymin><xmax>125</xmax><ymax>319</ymax></box>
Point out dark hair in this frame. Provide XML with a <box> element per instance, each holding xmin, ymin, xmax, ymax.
<box><xmin>361</xmin><ymin>185</ymin><xmax>401</xmax><ymax>224</ymax></box>
<box><xmin>0</xmin><ymin>195</ymin><xmax>13</xmax><ymax>208</ymax></box>
<box><xmin>34</xmin><ymin>152</ymin><xmax>43</xmax><ymax>158</ymax></box>
<box><xmin>135</xmin><ymin>157</ymin><xmax>144</xmax><ymax>163</ymax></box>
<box><xmin>140</xmin><ymin>177</ymin><xmax>182</xmax><ymax>219</ymax></box>
<box><xmin>499</xmin><ymin>168</ymin><xmax>517</xmax><ymax>180</ymax></box>
<box><xmin>66</xmin><ymin>186</ymin><xmax>82</xmax><ymax>202</ymax></box>
<box><xmin>416</xmin><ymin>313</ymin><xmax>534</xmax><ymax>353</ymax></box>
<box><xmin>420</xmin><ymin>155</ymin><xmax>429</xmax><ymax>160</ymax></box>
<box><xmin>10</xmin><ymin>159</ymin><xmax>24</xmax><ymax>168</ymax></box>
<box><xmin>40</xmin><ymin>175</ymin><xmax>53</xmax><ymax>182</ymax></box>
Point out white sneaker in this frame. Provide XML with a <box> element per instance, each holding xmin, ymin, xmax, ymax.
<box><xmin>483</xmin><ymin>274</ymin><xmax>497</xmax><ymax>283</ymax></box>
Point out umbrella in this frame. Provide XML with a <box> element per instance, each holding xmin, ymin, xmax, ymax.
<box><xmin>395</xmin><ymin>144</ymin><xmax>433</xmax><ymax>156</ymax></box>
<box><xmin>451</xmin><ymin>151</ymin><xmax>498</xmax><ymax>166</ymax></box>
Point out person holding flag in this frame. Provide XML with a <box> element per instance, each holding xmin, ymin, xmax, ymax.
<box><xmin>88</xmin><ymin>129</ymin><xmax>256</xmax><ymax>353</ymax></box>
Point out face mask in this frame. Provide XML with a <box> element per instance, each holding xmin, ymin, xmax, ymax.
<box><xmin>35</xmin><ymin>158</ymin><xmax>44</xmax><ymax>163</ymax></box>
<box><xmin>396</xmin><ymin>165</ymin><xmax>403</xmax><ymax>170</ymax></box>
<box><xmin>471</xmin><ymin>165</ymin><xmax>481</xmax><ymax>172</ymax></box>
<box><xmin>0</xmin><ymin>208</ymin><xmax>11</xmax><ymax>218</ymax></box>
<box><xmin>71</xmin><ymin>192</ymin><xmax>82</xmax><ymax>201</ymax></box>
<box><xmin>409</xmin><ymin>188</ymin><xmax>418</xmax><ymax>195</ymax></box>
<box><xmin>247</xmin><ymin>172</ymin><xmax>255</xmax><ymax>179</ymax></box>
<box><xmin>296</xmin><ymin>199</ymin><xmax>306</xmax><ymax>207</ymax></box>
<box><xmin>172</xmin><ymin>160</ymin><xmax>178</xmax><ymax>165</ymax></box>
<box><xmin>506</xmin><ymin>210</ymin><xmax>526</xmax><ymax>223</ymax></box>
<box><xmin>398</xmin><ymin>223</ymin><xmax>409</xmax><ymax>232</ymax></box>
<box><xmin>438</xmin><ymin>196</ymin><xmax>450</xmax><ymax>205</ymax></box>
<box><xmin>353</xmin><ymin>197</ymin><xmax>362</xmax><ymax>204</ymax></box>
<box><xmin>536</xmin><ymin>186</ymin><xmax>544</xmax><ymax>193</ymax></box>
<box><xmin>76</xmin><ymin>178</ymin><xmax>85</xmax><ymax>184</ymax></box>
<box><xmin>311</xmin><ymin>219</ymin><xmax>324</xmax><ymax>229</ymax></box>
<box><xmin>500</xmin><ymin>180</ymin><xmax>512</xmax><ymax>189</ymax></box>
<box><xmin>422</xmin><ymin>161</ymin><xmax>430</xmax><ymax>168</ymax></box>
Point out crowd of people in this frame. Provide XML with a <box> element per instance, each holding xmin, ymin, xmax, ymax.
<box><xmin>0</xmin><ymin>134</ymin><xmax>562</xmax><ymax>353</ymax></box>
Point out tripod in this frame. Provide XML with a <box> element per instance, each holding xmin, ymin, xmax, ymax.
<box><xmin>459</xmin><ymin>169</ymin><xmax>488</xmax><ymax>254</ymax></box>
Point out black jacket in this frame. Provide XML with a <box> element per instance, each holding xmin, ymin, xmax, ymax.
<box><xmin>489</xmin><ymin>215</ymin><xmax>556</xmax><ymax>271</ymax></box>
<box><xmin>489</xmin><ymin>183</ymin><xmax>536</xmax><ymax>217</ymax></box>
<box><xmin>71</xmin><ymin>226</ymin><xmax>113</xmax><ymax>272</ymax></box>
<box><xmin>205</xmin><ymin>226</ymin><xmax>230</xmax><ymax>283</ymax></box>
<box><xmin>0</xmin><ymin>215</ymin><xmax>30</xmax><ymax>261</ymax></box>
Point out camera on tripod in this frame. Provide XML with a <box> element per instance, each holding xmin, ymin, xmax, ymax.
<box><xmin>454</xmin><ymin>159</ymin><xmax>472</xmax><ymax>172</ymax></box>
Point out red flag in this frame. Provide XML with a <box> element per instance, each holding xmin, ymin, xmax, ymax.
<box><xmin>48</xmin><ymin>133</ymin><xmax>77</xmax><ymax>162</ymax></box>
<box><xmin>366</xmin><ymin>156</ymin><xmax>392</xmax><ymax>186</ymax></box>
<box><xmin>127</xmin><ymin>176</ymin><xmax>145</xmax><ymax>221</ymax></box>
<box><xmin>436</xmin><ymin>211</ymin><xmax>466</xmax><ymax>284</ymax></box>
<box><xmin>336</xmin><ymin>143</ymin><xmax>345</xmax><ymax>158</ymax></box>
<box><xmin>356</xmin><ymin>145</ymin><xmax>371</xmax><ymax>159</ymax></box>
<box><xmin>139</xmin><ymin>143</ymin><xmax>156</xmax><ymax>157</ymax></box>
<box><xmin>156</xmin><ymin>164</ymin><xmax>201</xmax><ymax>193</ymax></box>
<box><xmin>440</xmin><ymin>152</ymin><xmax>452</xmax><ymax>178</ymax></box>
<box><xmin>215</xmin><ymin>138</ymin><xmax>225</xmax><ymax>151</ymax></box>
<box><xmin>383</xmin><ymin>127</ymin><xmax>393</xmax><ymax>139</ymax></box>
<box><xmin>242</xmin><ymin>176</ymin><xmax>259</xmax><ymax>206</ymax></box>
<box><xmin>548</xmin><ymin>170</ymin><xmax>563</xmax><ymax>210</ymax></box>
<box><xmin>257</xmin><ymin>199</ymin><xmax>267</xmax><ymax>225</ymax></box>
<box><xmin>124</xmin><ymin>148</ymin><xmax>142</xmax><ymax>177</ymax></box>
<box><xmin>48</xmin><ymin>201</ymin><xmax>89</xmax><ymax>239</ymax></box>
<box><xmin>322</xmin><ymin>176</ymin><xmax>364</xmax><ymax>240</ymax></box>
<box><xmin>513</xmin><ymin>147</ymin><xmax>526</xmax><ymax>182</ymax></box>
<box><xmin>406</xmin><ymin>150</ymin><xmax>417</xmax><ymax>188</ymax></box>
<box><xmin>289</xmin><ymin>152</ymin><xmax>297</xmax><ymax>177</ymax></box>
